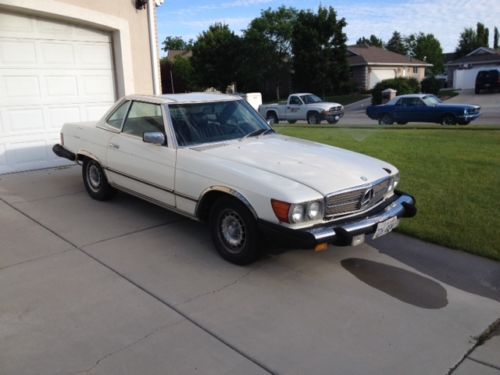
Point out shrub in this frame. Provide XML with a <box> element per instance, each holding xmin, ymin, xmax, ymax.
<box><xmin>420</xmin><ymin>76</ymin><xmax>441</xmax><ymax>95</ymax></box>
<box><xmin>371</xmin><ymin>77</ymin><xmax>420</xmax><ymax>104</ymax></box>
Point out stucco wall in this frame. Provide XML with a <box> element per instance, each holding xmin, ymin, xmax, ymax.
<box><xmin>56</xmin><ymin>0</ymin><xmax>154</xmax><ymax>95</ymax></box>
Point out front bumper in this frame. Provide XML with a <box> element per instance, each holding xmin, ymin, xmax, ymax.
<box><xmin>322</xmin><ymin>110</ymin><xmax>344</xmax><ymax>122</ymax></box>
<box><xmin>458</xmin><ymin>113</ymin><xmax>480</xmax><ymax>122</ymax></box>
<box><xmin>258</xmin><ymin>191</ymin><xmax>416</xmax><ymax>248</ymax></box>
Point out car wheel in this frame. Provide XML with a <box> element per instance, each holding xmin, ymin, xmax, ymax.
<box><xmin>287</xmin><ymin>120</ymin><xmax>297</xmax><ymax>124</ymax></box>
<box><xmin>379</xmin><ymin>114</ymin><xmax>393</xmax><ymax>125</ymax></box>
<box><xmin>266</xmin><ymin>112</ymin><xmax>278</xmax><ymax>125</ymax></box>
<box><xmin>441</xmin><ymin>114</ymin><xmax>457</xmax><ymax>125</ymax></box>
<box><xmin>307</xmin><ymin>112</ymin><xmax>320</xmax><ymax>125</ymax></box>
<box><xmin>210</xmin><ymin>197</ymin><xmax>260</xmax><ymax>265</ymax></box>
<box><xmin>82</xmin><ymin>158</ymin><xmax>116</xmax><ymax>201</ymax></box>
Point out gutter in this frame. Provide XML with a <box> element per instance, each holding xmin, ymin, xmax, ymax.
<box><xmin>147</xmin><ymin>0</ymin><xmax>161</xmax><ymax>95</ymax></box>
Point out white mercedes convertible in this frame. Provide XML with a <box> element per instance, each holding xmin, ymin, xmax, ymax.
<box><xmin>53</xmin><ymin>93</ymin><xmax>416</xmax><ymax>264</ymax></box>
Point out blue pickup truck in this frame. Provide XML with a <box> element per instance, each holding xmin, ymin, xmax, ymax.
<box><xmin>366</xmin><ymin>94</ymin><xmax>480</xmax><ymax>125</ymax></box>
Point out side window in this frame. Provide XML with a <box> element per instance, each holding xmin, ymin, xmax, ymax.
<box><xmin>289</xmin><ymin>96</ymin><xmax>301</xmax><ymax>105</ymax></box>
<box><xmin>107</xmin><ymin>101</ymin><xmax>130</xmax><ymax>129</ymax></box>
<box><xmin>122</xmin><ymin>102</ymin><xmax>165</xmax><ymax>138</ymax></box>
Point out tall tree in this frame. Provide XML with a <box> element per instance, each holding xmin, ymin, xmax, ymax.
<box><xmin>162</xmin><ymin>36</ymin><xmax>193</xmax><ymax>53</ymax></box>
<box><xmin>191</xmin><ymin>24</ymin><xmax>242</xmax><ymax>91</ymax></box>
<box><xmin>356</xmin><ymin>35</ymin><xmax>384</xmax><ymax>48</ymax></box>
<box><xmin>386</xmin><ymin>31</ymin><xmax>407</xmax><ymax>55</ymax></box>
<box><xmin>413</xmin><ymin>33</ymin><xmax>444</xmax><ymax>75</ymax></box>
<box><xmin>240</xmin><ymin>6</ymin><xmax>298</xmax><ymax>99</ymax></box>
<box><xmin>455</xmin><ymin>23</ymin><xmax>490</xmax><ymax>58</ymax></box>
<box><xmin>292</xmin><ymin>6</ymin><xmax>350</xmax><ymax>95</ymax></box>
<box><xmin>494</xmin><ymin>27</ymin><xmax>499</xmax><ymax>49</ymax></box>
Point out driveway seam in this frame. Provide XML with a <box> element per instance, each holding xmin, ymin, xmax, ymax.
<box><xmin>0</xmin><ymin>197</ymin><xmax>275</xmax><ymax>375</ymax></box>
<box><xmin>0</xmin><ymin>248</ymin><xmax>75</xmax><ymax>272</ymax></box>
<box><xmin>467</xmin><ymin>357</ymin><xmax>500</xmax><ymax>371</ymax></box>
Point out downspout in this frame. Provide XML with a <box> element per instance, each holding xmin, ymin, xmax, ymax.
<box><xmin>147</xmin><ymin>0</ymin><xmax>161</xmax><ymax>95</ymax></box>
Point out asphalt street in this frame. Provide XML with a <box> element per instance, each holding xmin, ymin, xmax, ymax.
<box><xmin>1</xmin><ymin>166</ymin><xmax>499</xmax><ymax>375</ymax></box>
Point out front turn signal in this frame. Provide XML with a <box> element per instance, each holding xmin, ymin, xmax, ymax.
<box><xmin>271</xmin><ymin>199</ymin><xmax>291</xmax><ymax>223</ymax></box>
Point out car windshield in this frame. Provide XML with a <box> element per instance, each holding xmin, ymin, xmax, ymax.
<box><xmin>300</xmin><ymin>94</ymin><xmax>323</xmax><ymax>104</ymax></box>
<box><xmin>168</xmin><ymin>99</ymin><xmax>272</xmax><ymax>146</ymax></box>
<box><xmin>422</xmin><ymin>95</ymin><xmax>442</xmax><ymax>106</ymax></box>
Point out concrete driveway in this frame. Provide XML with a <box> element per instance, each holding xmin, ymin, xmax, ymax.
<box><xmin>1</xmin><ymin>166</ymin><xmax>499</xmax><ymax>375</ymax></box>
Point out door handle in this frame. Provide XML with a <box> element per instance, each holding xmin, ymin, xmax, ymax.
<box><xmin>109</xmin><ymin>143</ymin><xmax>120</xmax><ymax>149</ymax></box>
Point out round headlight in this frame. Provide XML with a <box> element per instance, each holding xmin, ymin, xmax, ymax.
<box><xmin>307</xmin><ymin>201</ymin><xmax>322</xmax><ymax>220</ymax></box>
<box><xmin>290</xmin><ymin>204</ymin><xmax>305</xmax><ymax>223</ymax></box>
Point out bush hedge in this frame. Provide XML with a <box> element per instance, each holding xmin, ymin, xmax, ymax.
<box><xmin>371</xmin><ymin>77</ymin><xmax>420</xmax><ymax>104</ymax></box>
<box><xmin>420</xmin><ymin>76</ymin><xmax>442</xmax><ymax>95</ymax></box>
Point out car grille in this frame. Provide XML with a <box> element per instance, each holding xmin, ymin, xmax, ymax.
<box><xmin>325</xmin><ymin>178</ymin><xmax>391</xmax><ymax>217</ymax></box>
<box><xmin>330</xmin><ymin>106</ymin><xmax>342</xmax><ymax>112</ymax></box>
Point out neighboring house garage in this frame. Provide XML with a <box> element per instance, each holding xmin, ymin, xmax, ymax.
<box><xmin>446</xmin><ymin>47</ymin><xmax>500</xmax><ymax>89</ymax></box>
<box><xmin>0</xmin><ymin>0</ymin><xmax>162</xmax><ymax>174</ymax></box>
<box><xmin>0</xmin><ymin>10</ymin><xmax>116</xmax><ymax>174</ymax></box>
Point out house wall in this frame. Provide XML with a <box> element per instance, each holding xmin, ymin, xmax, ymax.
<box><xmin>0</xmin><ymin>0</ymin><xmax>156</xmax><ymax>95</ymax></box>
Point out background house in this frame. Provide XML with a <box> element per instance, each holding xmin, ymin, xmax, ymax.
<box><xmin>0</xmin><ymin>0</ymin><xmax>162</xmax><ymax>174</ymax></box>
<box><xmin>347</xmin><ymin>44</ymin><xmax>432</xmax><ymax>91</ymax></box>
<box><xmin>446</xmin><ymin>47</ymin><xmax>500</xmax><ymax>89</ymax></box>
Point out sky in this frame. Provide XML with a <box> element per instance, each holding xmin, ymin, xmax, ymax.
<box><xmin>157</xmin><ymin>0</ymin><xmax>500</xmax><ymax>55</ymax></box>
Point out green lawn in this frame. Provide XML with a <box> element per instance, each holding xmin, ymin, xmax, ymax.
<box><xmin>277</xmin><ymin>127</ymin><xmax>500</xmax><ymax>261</ymax></box>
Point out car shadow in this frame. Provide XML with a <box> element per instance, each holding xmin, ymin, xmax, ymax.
<box><xmin>341</xmin><ymin>257</ymin><xmax>448</xmax><ymax>309</ymax></box>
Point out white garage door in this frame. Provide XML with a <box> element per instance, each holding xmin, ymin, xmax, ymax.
<box><xmin>0</xmin><ymin>10</ymin><xmax>116</xmax><ymax>174</ymax></box>
<box><xmin>369</xmin><ymin>69</ymin><xmax>396</xmax><ymax>89</ymax></box>
<box><xmin>453</xmin><ymin>66</ymin><xmax>500</xmax><ymax>90</ymax></box>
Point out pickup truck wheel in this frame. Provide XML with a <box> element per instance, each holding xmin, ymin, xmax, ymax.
<box><xmin>307</xmin><ymin>112</ymin><xmax>320</xmax><ymax>125</ymax></box>
<box><xmin>266</xmin><ymin>112</ymin><xmax>278</xmax><ymax>125</ymax></box>
<box><xmin>82</xmin><ymin>158</ymin><xmax>116</xmax><ymax>201</ymax></box>
<box><xmin>441</xmin><ymin>114</ymin><xmax>457</xmax><ymax>125</ymax></box>
<box><xmin>210</xmin><ymin>197</ymin><xmax>260</xmax><ymax>265</ymax></box>
<box><xmin>379</xmin><ymin>114</ymin><xmax>393</xmax><ymax>125</ymax></box>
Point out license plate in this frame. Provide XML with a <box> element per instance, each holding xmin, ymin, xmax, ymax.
<box><xmin>372</xmin><ymin>217</ymin><xmax>399</xmax><ymax>239</ymax></box>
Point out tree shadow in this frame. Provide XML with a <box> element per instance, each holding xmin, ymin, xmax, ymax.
<box><xmin>341</xmin><ymin>257</ymin><xmax>448</xmax><ymax>309</ymax></box>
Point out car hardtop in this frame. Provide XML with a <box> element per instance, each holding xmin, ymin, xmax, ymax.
<box><xmin>122</xmin><ymin>92</ymin><xmax>243</xmax><ymax>105</ymax></box>
<box><xmin>386</xmin><ymin>94</ymin><xmax>438</xmax><ymax>105</ymax></box>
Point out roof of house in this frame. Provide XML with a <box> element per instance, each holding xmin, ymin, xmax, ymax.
<box><xmin>347</xmin><ymin>44</ymin><xmax>432</xmax><ymax>67</ymax></box>
<box><xmin>446</xmin><ymin>47</ymin><xmax>500</xmax><ymax>66</ymax></box>
<box><xmin>166</xmin><ymin>49</ymin><xmax>193</xmax><ymax>61</ymax></box>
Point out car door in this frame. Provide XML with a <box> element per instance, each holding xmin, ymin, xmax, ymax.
<box><xmin>286</xmin><ymin>96</ymin><xmax>303</xmax><ymax>120</ymax></box>
<box><xmin>106</xmin><ymin>100</ymin><xmax>176</xmax><ymax>207</ymax></box>
<box><xmin>393</xmin><ymin>98</ymin><xmax>423</xmax><ymax>123</ymax></box>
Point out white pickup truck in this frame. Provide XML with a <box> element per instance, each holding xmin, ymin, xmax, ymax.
<box><xmin>258</xmin><ymin>93</ymin><xmax>344</xmax><ymax>125</ymax></box>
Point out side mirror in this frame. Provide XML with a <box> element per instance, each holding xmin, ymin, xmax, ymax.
<box><xmin>143</xmin><ymin>132</ymin><xmax>165</xmax><ymax>145</ymax></box>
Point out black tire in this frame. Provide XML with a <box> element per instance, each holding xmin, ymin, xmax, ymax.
<box><xmin>209</xmin><ymin>197</ymin><xmax>260</xmax><ymax>265</ymax></box>
<box><xmin>441</xmin><ymin>114</ymin><xmax>457</xmax><ymax>125</ymax></box>
<box><xmin>287</xmin><ymin>120</ymin><xmax>297</xmax><ymax>124</ymax></box>
<box><xmin>266</xmin><ymin>112</ymin><xmax>278</xmax><ymax>125</ymax></box>
<box><xmin>379</xmin><ymin>114</ymin><xmax>393</xmax><ymax>125</ymax></box>
<box><xmin>82</xmin><ymin>158</ymin><xmax>116</xmax><ymax>201</ymax></box>
<box><xmin>307</xmin><ymin>112</ymin><xmax>320</xmax><ymax>125</ymax></box>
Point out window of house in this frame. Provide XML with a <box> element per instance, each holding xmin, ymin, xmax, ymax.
<box><xmin>122</xmin><ymin>102</ymin><xmax>165</xmax><ymax>138</ymax></box>
<box><xmin>413</xmin><ymin>67</ymin><xmax>418</xmax><ymax>74</ymax></box>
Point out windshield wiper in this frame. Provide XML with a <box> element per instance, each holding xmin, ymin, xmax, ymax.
<box><xmin>241</xmin><ymin>128</ymin><xmax>268</xmax><ymax>140</ymax></box>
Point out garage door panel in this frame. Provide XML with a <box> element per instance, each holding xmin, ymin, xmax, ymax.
<box><xmin>0</xmin><ymin>10</ymin><xmax>116</xmax><ymax>174</ymax></box>
<box><xmin>40</xmin><ymin>42</ymin><xmax>75</xmax><ymax>65</ymax></box>
<box><xmin>0</xmin><ymin>40</ymin><xmax>37</xmax><ymax>65</ymax></box>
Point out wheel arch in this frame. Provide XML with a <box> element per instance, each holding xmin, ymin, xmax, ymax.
<box><xmin>266</xmin><ymin>110</ymin><xmax>279</xmax><ymax>120</ymax></box>
<box><xmin>76</xmin><ymin>149</ymin><xmax>102</xmax><ymax>165</ymax></box>
<box><xmin>195</xmin><ymin>186</ymin><xmax>258</xmax><ymax>222</ymax></box>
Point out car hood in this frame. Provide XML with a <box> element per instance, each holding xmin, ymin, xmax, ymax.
<box><xmin>313</xmin><ymin>102</ymin><xmax>342</xmax><ymax>110</ymax></box>
<box><xmin>193</xmin><ymin>134</ymin><xmax>395</xmax><ymax>195</ymax></box>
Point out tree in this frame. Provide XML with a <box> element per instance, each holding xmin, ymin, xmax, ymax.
<box><xmin>240</xmin><ymin>7</ymin><xmax>298</xmax><ymax>99</ymax></box>
<box><xmin>191</xmin><ymin>24</ymin><xmax>242</xmax><ymax>91</ymax></box>
<box><xmin>162</xmin><ymin>36</ymin><xmax>193</xmax><ymax>53</ymax></box>
<box><xmin>413</xmin><ymin>33</ymin><xmax>444</xmax><ymax>75</ymax></box>
<box><xmin>386</xmin><ymin>31</ymin><xmax>407</xmax><ymax>55</ymax></box>
<box><xmin>356</xmin><ymin>35</ymin><xmax>384</xmax><ymax>48</ymax></box>
<box><xmin>292</xmin><ymin>6</ymin><xmax>350</xmax><ymax>95</ymax></box>
<box><xmin>494</xmin><ymin>27</ymin><xmax>499</xmax><ymax>49</ymax></box>
<box><xmin>455</xmin><ymin>23</ymin><xmax>490</xmax><ymax>58</ymax></box>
